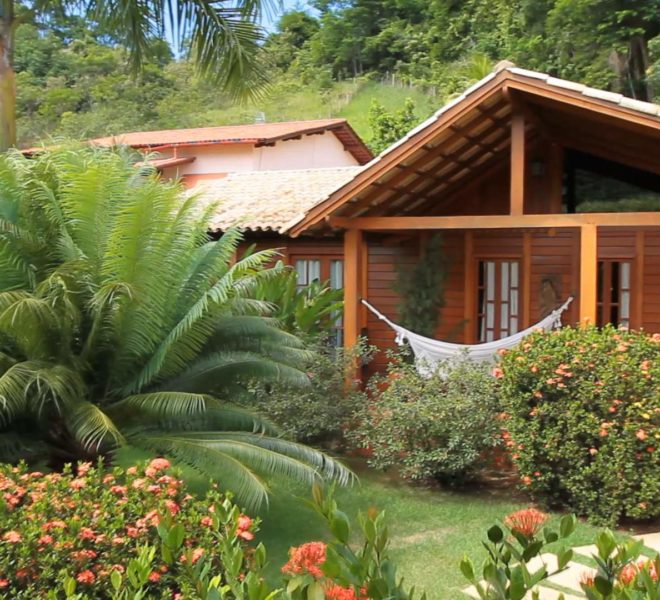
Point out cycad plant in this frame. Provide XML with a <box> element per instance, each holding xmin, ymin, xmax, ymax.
<box><xmin>0</xmin><ymin>146</ymin><xmax>350</xmax><ymax>507</ymax></box>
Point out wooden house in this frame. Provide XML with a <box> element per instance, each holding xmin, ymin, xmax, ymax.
<box><xmin>53</xmin><ymin>67</ymin><xmax>660</xmax><ymax>374</ymax></box>
<box><xmin>192</xmin><ymin>66</ymin><xmax>660</xmax><ymax>373</ymax></box>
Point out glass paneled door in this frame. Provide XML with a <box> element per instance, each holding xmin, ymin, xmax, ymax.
<box><xmin>477</xmin><ymin>260</ymin><xmax>521</xmax><ymax>342</ymax></box>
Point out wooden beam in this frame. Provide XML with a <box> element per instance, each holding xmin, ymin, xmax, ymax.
<box><xmin>348</xmin><ymin>118</ymin><xmax>510</xmax><ymax>215</ymax></box>
<box><xmin>547</xmin><ymin>143</ymin><xmax>564</xmax><ymax>213</ymax></box>
<box><xmin>522</xmin><ymin>232</ymin><xmax>532</xmax><ymax>327</ymax></box>
<box><xmin>343</xmin><ymin>228</ymin><xmax>363</xmax><ymax>349</ymax></box>
<box><xmin>360</xmin><ymin>235</ymin><xmax>369</xmax><ymax>331</ymax></box>
<box><xmin>464</xmin><ymin>231</ymin><xmax>476</xmax><ymax>343</ymax></box>
<box><xmin>330</xmin><ymin>213</ymin><xmax>660</xmax><ymax>231</ymax></box>
<box><xmin>579</xmin><ymin>224</ymin><xmax>598</xmax><ymax>326</ymax></box>
<box><xmin>510</xmin><ymin>112</ymin><xmax>526</xmax><ymax>215</ymax></box>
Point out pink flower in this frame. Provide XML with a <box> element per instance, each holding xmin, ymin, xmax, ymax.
<box><xmin>148</xmin><ymin>458</ymin><xmax>171</xmax><ymax>471</ymax></box>
<box><xmin>126</xmin><ymin>466</ymin><xmax>138</xmax><ymax>475</ymax></box>
<box><xmin>78</xmin><ymin>527</ymin><xmax>96</xmax><ymax>541</ymax></box>
<box><xmin>70</xmin><ymin>478</ymin><xmax>86</xmax><ymax>490</ymax></box>
<box><xmin>165</xmin><ymin>500</ymin><xmax>179</xmax><ymax>515</ymax></box>
<box><xmin>149</xmin><ymin>571</ymin><xmax>161</xmax><ymax>582</ymax></box>
<box><xmin>200</xmin><ymin>516</ymin><xmax>214</xmax><ymax>527</ymax></box>
<box><xmin>0</xmin><ymin>579</ymin><xmax>8</xmax><ymax>588</ymax></box>
<box><xmin>492</xmin><ymin>367</ymin><xmax>504</xmax><ymax>379</ymax></box>
<box><xmin>3</xmin><ymin>530</ymin><xmax>21</xmax><ymax>543</ymax></box>
<box><xmin>636</xmin><ymin>429</ymin><xmax>647</xmax><ymax>441</ymax></box>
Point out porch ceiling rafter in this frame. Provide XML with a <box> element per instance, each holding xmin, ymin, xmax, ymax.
<box><xmin>328</xmin><ymin>212</ymin><xmax>660</xmax><ymax>231</ymax></box>
<box><xmin>348</xmin><ymin>115</ymin><xmax>513</xmax><ymax>216</ymax></box>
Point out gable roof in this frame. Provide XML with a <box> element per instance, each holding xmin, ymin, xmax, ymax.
<box><xmin>289</xmin><ymin>66</ymin><xmax>660</xmax><ymax>236</ymax></box>
<box><xmin>191</xmin><ymin>166</ymin><xmax>363</xmax><ymax>233</ymax></box>
<box><xmin>90</xmin><ymin>119</ymin><xmax>373</xmax><ymax>164</ymax></box>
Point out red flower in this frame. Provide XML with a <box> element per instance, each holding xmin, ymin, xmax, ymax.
<box><xmin>76</xmin><ymin>570</ymin><xmax>96</xmax><ymax>585</ymax></box>
<box><xmin>504</xmin><ymin>508</ymin><xmax>548</xmax><ymax>537</ymax></box>
<box><xmin>148</xmin><ymin>571</ymin><xmax>161</xmax><ymax>582</ymax></box>
<box><xmin>282</xmin><ymin>542</ymin><xmax>327</xmax><ymax>579</ymax></box>
<box><xmin>0</xmin><ymin>579</ymin><xmax>8</xmax><ymax>588</ymax></box>
<box><xmin>325</xmin><ymin>584</ymin><xmax>362</xmax><ymax>600</ymax></box>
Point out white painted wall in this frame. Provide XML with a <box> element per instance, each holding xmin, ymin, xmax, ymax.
<box><xmin>254</xmin><ymin>133</ymin><xmax>359</xmax><ymax>170</ymax></box>
<box><xmin>158</xmin><ymin>132</ymin><xmax>359</xmax><ymax>182</ymax></box>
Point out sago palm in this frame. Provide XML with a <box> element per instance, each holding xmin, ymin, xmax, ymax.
<box><xmin>0</xmin><ymin>145</ymin><xmax>350</xmax><ymax>507</ymax></box>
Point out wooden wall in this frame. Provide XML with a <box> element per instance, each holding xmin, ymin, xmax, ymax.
<box><xmin>235</xmin><ymin>228</ymin><xmax>660</xmax><ymax>376</ymax></box>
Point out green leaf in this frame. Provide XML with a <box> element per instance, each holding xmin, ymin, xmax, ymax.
<box><xmin>487</xmin><ymin>525</ymin><xmax>504</xmax><ymax>543</ymax></box>
<box><xmin>559</xmin><ymin>515</ymin><xmax>576</xmax><ymax>539</ymax></box>
<box><xmin>306</xmin><ymin>581</ymin><xmax>325</xmax><ymax>600</ymax></box>
<box><xmin>330</xmin><ymin>510</ymin><xmax>351</xmax><ymax>544</ymax></box>
<box><xmin>460</xmin><ymin>556</ymin><xmax>476</xmax><ymax>583</ymax></box>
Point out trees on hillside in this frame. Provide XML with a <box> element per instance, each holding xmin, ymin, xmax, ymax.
<box><xmin>0</xmin><ymin>146</ymin><xmax>350</xmax><ymax>507</ymax></box>
<box><xmin>0</xmin><ymin>0</ymin><xmax>272</xmax><ymax>150</ymax></box>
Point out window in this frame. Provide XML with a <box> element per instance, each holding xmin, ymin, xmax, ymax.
<box><xmin>597</xmin><ymin>260</ymin><xmax>631</xmax><ymax>328</ymax></box>
<box><xmin>292</xmin><ymin>256</ymin><xmax>344</xmax><ymax>346</ymax></box>
<box><xmin>294</xmin><ymin>259</ymin><xmax>321</xmax><ymax>288</ymax></box>
<box><xmin>477</xmin><ymin>260</ymin><xmax>520</xmax><ymax>342</ymax></box>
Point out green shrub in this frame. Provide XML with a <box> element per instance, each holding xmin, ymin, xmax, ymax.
<box><xmin>498</xmin><ymin>325</ymin><xmax>660</xmax><ymax>525</ymax></box>
<box><xmin>247</xmin><ymin>342</ymin><xmax>370</xmax><ymax>444</ymax></box>
<box><xmin>462</xmin><ymin>507</ymin><xmax>660</xmax><ymax>600</ymax></box>
<box><xmin>351</xmin><ymin>354</ymin><xmax>502</xmax><ymax>482</ymax></box>
<box><xmin>0</xmin><ymin>460</ymin><xmax>267</xmax><ymax>598</ymax></box>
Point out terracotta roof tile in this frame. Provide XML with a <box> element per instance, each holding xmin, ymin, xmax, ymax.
<box><xmin>191</xmin><ymin>166</ymin><xmax>363</xmax><ymax>233</ymax></box>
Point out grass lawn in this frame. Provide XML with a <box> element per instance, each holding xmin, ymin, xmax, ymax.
<box><xmin>253</xmin><ymin>464</ymin><xmax>609</xmax><ymax>600</ymax></box>
<box><xmin>116</xmin><ymin>449</ymin><xmax>614</xmax><ymax>599</ymax></box>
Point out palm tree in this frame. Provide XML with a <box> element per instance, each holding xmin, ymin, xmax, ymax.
<box><xmin>0</xmin><ymin>145</ymin><xmax>351</xmax><ymax>508</ymax></box>
<box><xmin>0</xmin><ymin>0</ymin><xmax>272</xmax><ymax>151</ymax></box>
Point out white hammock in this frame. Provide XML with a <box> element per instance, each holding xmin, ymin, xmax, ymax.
<box><xmin>362</xmin><ymin>297</ymin><xmax>573</xmax><ymax>375</ymax></box>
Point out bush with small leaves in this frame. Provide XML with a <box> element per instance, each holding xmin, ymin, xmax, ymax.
<box><xmin>351</xmin><ymin>353</ymin><xmax>502</xmax><ymax>482</ymax></box>
<box><xmin>498</xmin><ymin>325</ymin><xmax>660</xmax><ymax>525</ymax></box>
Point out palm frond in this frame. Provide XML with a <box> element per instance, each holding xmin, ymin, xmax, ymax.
<box><xmin>106</xmin><ymin>391</ymin><xmax>211</xmax><ymax>422</ymax></box>
<box><xmin>64</xmin><ymin>401</ymin><xmax>125</xmax><ymax>452</ymax></box>
<box><xmin>161</xmin><ymin>350</ymin><xmax>310</xmax><ymax>394</ymax></box>
<box><xmin>132</xmin><ymin>432</ymin><xmax>270</xmax><ymax>509</ymax></box>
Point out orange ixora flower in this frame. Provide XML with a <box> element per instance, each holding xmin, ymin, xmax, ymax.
<box><xmin>2</xmin><ymin>531</ymin><xmax>21</xmax><ymax>543</ymax></box>
<box><xmin>504</xmin><ymin>508</ymin><xmax>549</xmax><ymax>537</ymax></box>
<box><xmin>281</xmin><ymin>542</ymin><xmax>327</xmax><ymax>579</ymax></box>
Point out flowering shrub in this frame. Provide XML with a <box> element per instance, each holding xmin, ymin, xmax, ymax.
<box><xmin>498</xmin><ymin>325</ymin><xmax>660</xmax><ymax>524</ymax></box>
<box><xmin>281</xmin><ymin>484</ymin><xmax>426</xmax><ymax>600</ymax></box>
<box><xmin>0</xmin><ymin>460</ymin><xmax>267</xmax><ymax>598</ymax></box>
<box><xmin>463</xmin><ymin>508</ymin><xmax>660</xmax><ymax>600</ymax></box>
<box><xmin>461</xmin><ymin>508</ymin><xmax>576</xmax><ymax>599</ymax></box>
<box><xmin>351</xmin><ymin>353</ymin><xmax>501</xmax><ymax>481</ymax></box>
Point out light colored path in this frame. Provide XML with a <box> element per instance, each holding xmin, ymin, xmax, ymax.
<box><xmin>462</xmin><ymin>533</ymin><xmax>660</xmax><ymax>600</ymax></box>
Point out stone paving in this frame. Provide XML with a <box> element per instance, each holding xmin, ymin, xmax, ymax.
<box><xmin>462</xmin><ymin>532</ymin><xmax>660</xmax><ymax>599</ymax></box>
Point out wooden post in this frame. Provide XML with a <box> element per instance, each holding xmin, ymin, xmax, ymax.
<box><xmin>522</xmin><ymin>232</ymin><xmax>532</xmax><ymax>327</ymax></box>
<box><xmin>463</xmin><ymin>231</ymin><xmax>476</xmax><ymax>343</ymax></box>
<box><xmin>510</xmin><ymin>113</ymin><xmax>526</xmax><ymax>216</ymax></box>
<box><xmin>579</xmin><ymin>224</ymin><xmax>598</xmax><ymax>326</ymax></box>
<box><xmin>344</xmin><ymin>228</ymin><xmax>363</xmax><ymax>349</ymax></box>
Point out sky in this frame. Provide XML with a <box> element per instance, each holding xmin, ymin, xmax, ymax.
<box><xmin>261</xmin><ymin>0</ymin><xmax>312</xmax><ymax>31</ymax></box>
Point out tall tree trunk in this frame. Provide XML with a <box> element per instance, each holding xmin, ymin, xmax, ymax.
<box><xmin>0</xmin><ymin>0</ymin><xmax>16</xmax><ymax>151</ymax></box>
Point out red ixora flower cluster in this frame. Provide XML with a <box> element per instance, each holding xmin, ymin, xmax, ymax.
<box><xmin>0</xmin><ymin>459</ymin><xmax>255</xmax><ymax>596</ymax></box>
<box><xmin>281</xmin><ymin>542</ymin><xmax>327</xmax><ymax>579</ymax></box>
<box><xmin>325</xmin><ymin>583</ymin><xmax>369</xmax><ymax>600</ymax></box>
<box><xmin>618</xmin><ymin>559</ymin><xmax>658</xmax><ymax>585</ymax></box>
<box><xmin>504</xmin><ymin>508</ymin><xmax>549</xmax><ymax>538</ymax></box>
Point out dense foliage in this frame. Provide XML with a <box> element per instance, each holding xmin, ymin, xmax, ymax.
<box><xmin>0</xmin><ymin>146</ymin><xmax>349</xmax><ymax>507</ymax></box>
<box><xmin>253</xmin><ymin>265</ymin><xmax>343</xmax><ymax>340</ymax></box>
<box><xmin>352</xmin><ymin>354</ymin><xmax>502</xmax><ymax>482</ymax></box>
<box><xmin>247</xmin><ymin>342</ymin><xmax>369</xmax><ymax>445</ymax></box>
<box><xmin>497</xmin><ymin>326</ymin><xmax>660</xmax><ymax>525</ymax></box>
<box><xmin>0</xmin><ymin>459</ymin><xmax>270</xmax><ymax>598</ymax></box>
<box><xmin>12</xmin><ymin>1</ymin><xmax>660</xmax><ymax>149</ymax></box>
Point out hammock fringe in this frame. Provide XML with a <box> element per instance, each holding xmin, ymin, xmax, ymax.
<box><xmin>361</xmin><ymin>297</ymin><xmax>573</xmax><ymax>376</ymax></box>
